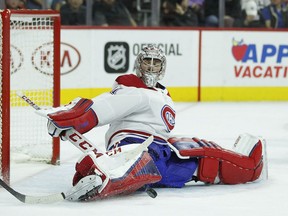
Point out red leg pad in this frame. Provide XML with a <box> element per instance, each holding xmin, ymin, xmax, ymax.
<box><xmin>88</xmin><ymin>152</ymin><xmax>162</xmax><ymax>201</ymax></box>
<box><xmin>198</xmin><ymin>157</ymin><xmax>219</xmax><ymax>183</ymax></box>
<box><xmin>169</xmin><ymin>136</ymin><xmax>264</xmax><ymax>184</ymax></box>
<box><xmin>198</xmin><ymin>141</ymin><xmax>263</xmax><ymax>184</ymax></box>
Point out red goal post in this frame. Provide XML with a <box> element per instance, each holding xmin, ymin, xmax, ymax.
<box><xmin>0</xmin><ymin>9</ymin><xmax>61</xmax><ymax>184</ymax></box>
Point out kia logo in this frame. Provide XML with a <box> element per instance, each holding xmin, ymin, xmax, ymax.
<box><xmin>31</xmin><ymin>42</ymin><xmax>81</xmax><ymax>76</ymax></box>
<box><xmin>60</xmin><ymin>42</ymin><xmax>81</xmax><ymax>75</ymax></box>
<box><xmin>10</xmin><ymin>45</ymin><xmax>24</xmax><ymax>74</ymax></box>
<box><xmin>32</xmin><ymin>42</ymin><xmax>54</xmax><ymax>76</ymax></box>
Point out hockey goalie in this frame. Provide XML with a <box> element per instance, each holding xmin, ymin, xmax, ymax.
<box><xmin>38</xmin><ymin>45</ymin><xmax>267</xmax><ymax>201</ymax></box>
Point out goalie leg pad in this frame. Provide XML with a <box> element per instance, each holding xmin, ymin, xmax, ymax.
<box><xmin>168</xmin><ymin>136</ymin><xmax>264</xmax><ymax>184</ymax></box>
<box><xmin>70</xmin><ymin>144</ymin><xmax>161</xmax><ymax>201</ymax></box>
<box><xmin>197</xmin><ymin>157</ymin><xmax>219</xmax><ymax>183</ymax></box>
<box><xmin>95</xmin><ymin>152</ymin><xmax>161</xmax><ymax>199</ymax></box>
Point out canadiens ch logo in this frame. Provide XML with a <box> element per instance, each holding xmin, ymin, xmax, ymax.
<box><xmin>161</xmin><ymin>105</ymin><xmax>175</xmax><ymax>132</ymax></box>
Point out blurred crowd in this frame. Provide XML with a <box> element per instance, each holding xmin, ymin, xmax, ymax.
<box><xmin>3</xmin><ymin>0</ymin><xmax>288</xmax><ymax>28</ymax></box>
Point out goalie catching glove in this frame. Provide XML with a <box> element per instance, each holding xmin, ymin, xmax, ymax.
<box><xmin>37</xmin><ymin>97</ymin><xmax>98</xmax><ymax>139</ymax></box>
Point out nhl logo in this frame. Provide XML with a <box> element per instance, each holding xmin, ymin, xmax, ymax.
<box><xmin>104</xmin><ymin>42</ymin><xmax>129</xmax><ymax>73</ymax></box>
<box><xmin>107</xmin><ymin>45</ymin><xmax>126</xmax><ymax>70</ymax></box>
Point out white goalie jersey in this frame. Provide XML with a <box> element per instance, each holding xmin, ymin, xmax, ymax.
<box><xmin>90</xmin><ymin>74</ymin><xmax>176</xmax><ymax>149</ymax></box>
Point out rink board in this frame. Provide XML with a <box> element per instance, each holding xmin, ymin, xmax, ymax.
<box><xmin>55</xmin><ymin>28</ymin><xmax>288</xmax><ymax>102</ymax></box>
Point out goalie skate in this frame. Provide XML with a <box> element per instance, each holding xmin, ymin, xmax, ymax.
<box><xmin>65</xmin><ymin>175</ymin><xmax>103</xmax><ymax>201</ymax></box>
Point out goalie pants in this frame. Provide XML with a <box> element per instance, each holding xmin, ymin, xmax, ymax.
<box><xmin>148</xmin><ymin>143</ymin><xmax>198</xmax><ymax>188</ymax></box>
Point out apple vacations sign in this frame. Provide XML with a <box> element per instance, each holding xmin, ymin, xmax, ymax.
<box><xmin>231</xmin><ymin>38</ymin><xmax>288</xmax><ymax>79</ymax></box>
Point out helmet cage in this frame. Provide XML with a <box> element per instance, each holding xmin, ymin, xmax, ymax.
<box><xmin>135</xmin><ymin>45</ymin><xmax>166</xmax><ymax>87</ymax></box>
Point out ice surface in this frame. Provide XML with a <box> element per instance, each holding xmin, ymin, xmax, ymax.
<box><xmin>1</xmin><ymin>102</ymin><xmax>288</xmax><ymax>216</ymax></box>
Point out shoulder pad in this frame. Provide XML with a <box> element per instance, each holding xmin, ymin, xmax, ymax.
<box><xmin>115</xmin><ymin>74</ymin><xmax>149</xmax><ymax>89</ymax></box>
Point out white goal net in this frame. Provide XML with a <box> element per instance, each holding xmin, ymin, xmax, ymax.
<box><xmin>0</xmin><ymin>10</ymin><xmax>60</xmax><ymax>183</ymax></box>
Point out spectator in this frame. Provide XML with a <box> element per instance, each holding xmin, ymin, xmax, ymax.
<box><xmin>188</xmin><ymin>0</ymin><xmax>205</xmax><ymax>26</ymax></box>
<box><xmin>261</xmin><ymin>0</ymin><xmax>288</xmax><ymax>28</ymax></box>
<box><xmin>241</xmin><ymin>0</ymin><xmax>270</xmax><ymax>10</ymax></box>
<box><xmin>25</xmin><ymin>0</ymin><xmax>43</xmax><ymax>9</ymax></box>
<box><xmin>51</xmin><ymin>0</ymin><xmax>65</xmax><ymax>10</ymax></box>
<box><xmin>5</xmin><ymin>0</ymin><xmax>26</xmax><ymax>9</ymax></box>
<box><xmin>204</xmin><ymin>0</ymin><xmax>242</xmax><ymax>27</ymax></box>
<box><xmin>161</xmin><ymin>0</ymin><xmax>199</xmax><ymax>27</ymax></box>
<box><xmin>234</xmin><ymin>0</ymin><xmax>266</xmax><ymax>27</ymax></box>
<box><xmin>60</xmin><ymin>0</ymin><xmax>86</xmax><ymax>25</ymax></box>
<box><xmin>122</xmin><ymin>0</ymin><xmax>139</xmax><ymax>23</ymax></box>
<box><xmin>92</xmin><ymin>0</ymin><xmax>137</xmax><ymax>26</ymax></box>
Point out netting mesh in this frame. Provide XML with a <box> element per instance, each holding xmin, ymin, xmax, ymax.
<box><xmin>10</xmin><ymin>14</ymin><xmax>55</xmax><ymax>162</ymax></box>
<box><xmin>0</xmin><ymin>12</ymin><xmax>56</xmax><ymax>164</ymax></box>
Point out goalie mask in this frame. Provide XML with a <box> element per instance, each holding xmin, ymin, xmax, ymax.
<box><xmin>135</xmin><ymin>45</ymin><xmax>166</xmax><ymax>87</ymax></box>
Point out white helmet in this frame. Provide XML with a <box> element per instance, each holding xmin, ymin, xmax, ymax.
<box><xmin>134</xmin><ymin>44</ymin><xmax>166</xmax><ymax>87</ymax></box>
